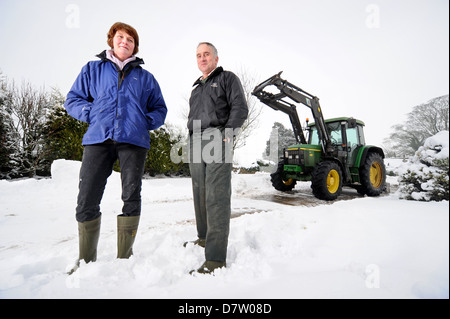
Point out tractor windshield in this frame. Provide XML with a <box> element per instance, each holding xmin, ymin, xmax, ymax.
<box><xmin>309</xmin><ymin>122</ymin><xmax>366</xmax><ymax>146</ymax></box>
<box><xmin>309</xmin><ymin>122</ymin><xmax>342</xmax><ymax>145</ymax></box>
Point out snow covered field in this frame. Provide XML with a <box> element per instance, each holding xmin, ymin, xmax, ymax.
<box><xmin>0</xmin><ymin>159</ymin><xmax>448</xmax><ymax>299</ymax></box>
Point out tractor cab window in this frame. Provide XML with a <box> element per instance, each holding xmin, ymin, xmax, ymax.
<box><xmin>346</xmin><ymin>124</ymin><xmax>365</xmax><ymax>148</ymax></box>
<box><xmin>358</xmin><ymin>125</ymin><xmax>365</xmax><ymax>145</ymax></box>
<box><xmin>309</xmin><ymin>121</ymin><xmax>366</xmax><ymax>147</ymax></box>
<box><xmin>346</xmin><ymin>127</ymin><xmax>358</xmax><ymax>145</ymax></box>
<box><xmin>308</xmin><ymin>122</ymin><xmax>342</xmax><ymax>145</ymax></box>
<box><xmin>327</xmin><ymin>122</ymin><xmax>342</xmax><ymax>145</ymax></box>
<box><xmin>309</xmin><ymin>126</ymin><xmax>319</xmax><ymax>145</ymax></box>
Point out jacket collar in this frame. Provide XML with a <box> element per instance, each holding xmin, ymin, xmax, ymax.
<box><xmin>193</xmin><ymin>66</ymin><xmax>223</xmax><ymax>86</ymax></box>
<box><xmin>96</xmin><ymin>50</ymin><xmax>144</xmax><ymax>70</ymax></box>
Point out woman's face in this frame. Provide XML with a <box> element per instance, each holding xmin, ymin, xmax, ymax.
<box><xmin>113</xmin><ymin>30</ymin><xmax>135</xmax><ymax>61</ymax></box>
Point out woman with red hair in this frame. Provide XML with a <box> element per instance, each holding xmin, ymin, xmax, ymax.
<box><xmin>65</xmin><ymin>22</ymin><xmax>167</xmax><ymax>274</ymax></box>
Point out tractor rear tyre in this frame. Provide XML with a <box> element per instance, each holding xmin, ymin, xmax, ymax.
<box><xmin>359</xmin><ymin>152</ymin><xmax>386</xmax><ymax>196</ymax></box>
<box><xmin>271</xmin><ymin>163</ymin><xmax>297</xmax><ymax>192</ymax></box>
<box><xmin>311</xmin><ymin>161</ymin><xmax>343</xmax><ymax>201</ymax></box>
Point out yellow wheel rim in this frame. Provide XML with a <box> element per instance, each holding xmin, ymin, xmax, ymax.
<box><xmin>370</xmin><ymin>162</ymin><xmax>383</xmax><ymax>188</ymax></box>
<box><xmin>283</xmin><ymin>178</ymin><xmax>294</xmax><ymax>186</ymax></box>
<box><xmin>327</xmin><ymin>169</ymin><xmax>340</xmax><ymax>193</ymax></box>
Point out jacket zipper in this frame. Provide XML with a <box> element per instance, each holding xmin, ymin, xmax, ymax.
<box><xmin>114</xmin><ymin>66</ymin><xmax>123</xmax><ymax>139</ymax></box>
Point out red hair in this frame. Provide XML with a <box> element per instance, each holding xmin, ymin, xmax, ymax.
<box><xmin>107</xmin><ymin>22</ymin><xmax>139</xmax><ymax>55</ymax></box>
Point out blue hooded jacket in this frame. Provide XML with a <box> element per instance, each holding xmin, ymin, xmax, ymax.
<box><xmin>64</xmin><ymin>51</ymin><xmax>167</xmax><ymax>149</ymax></box>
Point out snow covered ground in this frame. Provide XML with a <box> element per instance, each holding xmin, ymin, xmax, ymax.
<box><xmin>0</xmin><ymin>158</ymin><xmax>448</xmax><ymax>299</ymax></box>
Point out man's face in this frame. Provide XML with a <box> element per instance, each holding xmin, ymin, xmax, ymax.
<box><xmin>196</xmin><ymin>44</ymin><xmax>218</xmax><ymax>77</ymax></box>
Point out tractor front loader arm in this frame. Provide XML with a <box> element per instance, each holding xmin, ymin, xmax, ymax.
<box><xmin>252</xmin><ymin>72</ymin><xmax>306</xmax><ymax>144</ymax></box>
<box><xmin>252</xmin><ymin>72</ymin><xmax>333</xmax><ymax>153</ymax></box>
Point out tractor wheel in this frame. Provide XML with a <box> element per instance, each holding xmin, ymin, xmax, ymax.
<box><xmin>311</xmin><ymin>161</ymin><xmax>343</xmax><ymax>201</ymax></box>
<box><xmin>271</xmin><ymin>163</ymin><xmax>297</xmax><ymax>192</ymax></box>
<box><xmin>359</xmin><ymin>152</ymin><xmax>386</xmax><ymax>196</ymax></box>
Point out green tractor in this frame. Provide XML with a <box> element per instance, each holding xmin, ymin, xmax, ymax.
<box><xmin>252</xmin><ymin>72</ymin><xmax>386</xmax><ymax>201</ymax></box>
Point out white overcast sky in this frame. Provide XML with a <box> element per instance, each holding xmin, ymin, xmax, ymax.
<box><xmin>1</xmin><ymin>0</ymin><xmax>448</xmax><ymax>164</ymax></box>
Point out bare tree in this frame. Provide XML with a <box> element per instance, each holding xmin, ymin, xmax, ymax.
<box><xmin>6</xmin><ymin>81</ymin><xmax>51</xmax><ymax>176</ymax></box>
<box><xmin>233</xmin><ymin>67</ymin><xmax>263</xmax><ymax>151</ymax></box>
<box><xmin>0</xmin><ymin>71</ymin><xmax>15</xmax><ymax>177</ymax></box>
<box><xmin>383</xmin><ymin>95</ymin><xmax>449</xmax><ymax>157</ymax></box>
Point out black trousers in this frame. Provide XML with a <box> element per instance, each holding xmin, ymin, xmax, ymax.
<box><xmin>76</xmin><ymin>141</ymin><xmax>148</xmax><ymax>223</ymax></box>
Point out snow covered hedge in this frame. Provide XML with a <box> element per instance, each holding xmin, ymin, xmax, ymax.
<box><xmin>397</xmin><ymin>131</ymin><xmax>449</xmax><ymax>202</ymax></box>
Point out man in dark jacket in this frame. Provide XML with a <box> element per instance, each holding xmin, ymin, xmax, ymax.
<box><xmin>187</xmin><ymin>42</ymin><xmax>248</xmax><ymax>274</ymax></box>
<box><xmin>65</xmin><ymin>22</ymin><xmax>167</xmax><ymax>275</ymax></box>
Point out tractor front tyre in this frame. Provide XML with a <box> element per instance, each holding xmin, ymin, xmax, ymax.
<box><xmin>359</xmin><ymin>152</ymin><xmax>386</xmax><ymax>196</ymax></box>
<box><xmin>271</xmin><ymin>163</ymin><xmax>297</xmax><ymax>192</ymax></box>
<box><xmin>311</xmin><ymin>161</ymin><xmax>343</xmax><ymax>201</ymax></box>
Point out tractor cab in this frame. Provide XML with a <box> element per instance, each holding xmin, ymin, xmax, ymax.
<box><xmin>308</xmin><ymin>117</ymin><xmax>366</xmax><ymax>162</ymax></box>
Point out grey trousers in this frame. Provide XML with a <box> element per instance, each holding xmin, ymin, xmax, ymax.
<box><xmin>76</xmin><ymin>140</ymin><xmax>147</xmax><ymax>223</ymax></box>
<box><xmin>189</xmin><ymin>129</ymin><xmax>233</xmax><ymax>262</ymax></box>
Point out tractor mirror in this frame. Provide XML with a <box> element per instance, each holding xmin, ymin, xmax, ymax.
<box><xmin>347</xmin><ymin>119</ymin><xmax>357</xmax><ymax>128</ymax></box>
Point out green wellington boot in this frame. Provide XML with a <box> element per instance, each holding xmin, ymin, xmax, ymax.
<box><xmin>68</xmin><ymin>216</ymin><xmax>101</xmax><ymax>275</ymax></box>
<box><xmin>117</xmin><ymin>215</ymin><xmax>140</xmax><ymax>259</ymax></box>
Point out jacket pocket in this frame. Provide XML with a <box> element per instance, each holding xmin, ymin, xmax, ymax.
<box><xmin>88</xmin><ymin>97</ymin><xmax>107</xmax><ymax>124</ymax></box>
